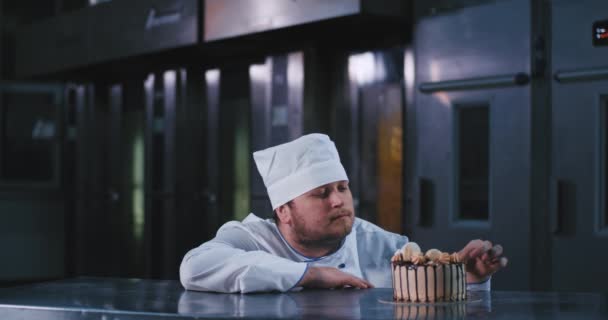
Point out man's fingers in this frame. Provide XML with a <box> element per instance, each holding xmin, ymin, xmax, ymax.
<box><xmin>346</xmin><ymin>279</ymin><xmax>369</xmax><ymax>289</ymax></box>
<box><xmin>463</xmin><ymin>242</ymin><xmax>508</xmax><ymax>282</ymax></box>
<box><xmin>353</xmin><ymin>277</ymin><xmax>373</xmax><ymax>289</ymax></box>
<box><xmin>342</xmin><ymin>274</ymin><xmax>373</xmax><ymax>289</ymax></box>
<box><xmin>488</xmin><ymin>244</ymin><xmax>503</xmax><ymax>259</ymax></box>
<box><xmin>485</xmin><ymin>256</ymin><xmax>508</xmax><ymax>274</ymax></box>
<box><xmin>458</xmin><ymin>240</ymin><xmax>480</xmax><ymax>260</ymax></box>
<box><xmin>481</xmin><ymin>244</ymin><xmax>504</xmax><ymax>263</ymax></box>
<box><xmin>302</xmin><ymin>266</ymin><xmax>374</xmax><ymax>289</ymax></box>
<box><xmin>499</xmin><ymin>257</ymin><xmax>508</xmax><ymax>268</ymax></box>
<box><xmin>460</xmin><ymin>239</ymin><xmax>492</xmax><ymax>262</ymax></box>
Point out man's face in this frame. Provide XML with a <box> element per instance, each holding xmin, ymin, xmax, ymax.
<box><xmin>285</xmin><ymin>180</ymin><xmax>355</xmax><ymax>246</ymax></box>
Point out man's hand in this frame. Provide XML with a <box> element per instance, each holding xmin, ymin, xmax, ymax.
<box><xmin>298</xmin><ymin>266</ymin><xmax>374</xmax><ymax>289</ymax></box>
<box><xmin>458</xmin><ymin>239</ymin><xmax>508</xmax><ymax>284</ymax></box>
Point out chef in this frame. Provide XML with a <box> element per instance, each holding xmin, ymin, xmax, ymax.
<box><xmin>180</xmin><ymin>133</ymin><xmax>507</xmax><ymax>293</ymax></box>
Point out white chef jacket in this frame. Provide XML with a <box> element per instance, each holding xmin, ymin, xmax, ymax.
<box><xmin>180</xmin><ymin>213</ymin><xmax>491</xmax><ymax>293</ymax></box>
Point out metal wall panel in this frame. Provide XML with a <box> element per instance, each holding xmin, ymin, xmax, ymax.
<box><xmin>174</xmin><ymin>69</ymin><xmax>208</xmax><ymax>268</ymax></box>
<box><xmin>249</xmin><ymin>59</ymin><xmax>273</xmax><ymax>217</ymax></box>
<box><xmin>312</xmin><ymin>48</ymin><xmax>406</xmax><ymax>233</ymax></box>
<box><xmin>250</xmin><ymin>53</ymin><xmax>305</xmax><ymax>218</ymax></box>
<box><xmin>415</xmin><ymin>4</ymin><xmax>530</xmax><ymax>82</ymax></box>
<box><xmin>204</xmin><ymin>0</ymin><xmax>407</xmax><ymax>42</ymax></box>
<box><xmin>204</xmin><ymin>69</ymin><xmax>221</xmax><ymax>233</ymax></box>
<box><xmin>217</xmin><ymin>67</ymin><xmax>250</xmax><ymax>222</ymax></box>
<box><xmin>144</xmin><ymin>70</ymin><xmax>180</xmax><ymax>278</ymax></box>
<box><xmin>16</xmin><ymin>0</ymin><xmax>198</xmax><ymax>78</ymax></box>
<box><xmin>16</xmin><ymin>10</ymin><xmax>90</xmax><ymax>77</ymax></box>
<box><xmin>281</xmin><ymin>45</ymin><xmax>411</xmax><ymax>237</ymax></box>
<box><xmin>552</xmin><ymin>0</ymin><xmax>608</xmax><ymax>72</ymax></box>
<box><xmin>89</xmin><ymin>0</ymin><xmax>198</xmax><ymax>63</ymax></box>
<box><xmin>204</xmin><ymin>0</ymin><xmax>359</xmax><ymax>41</ymax></box>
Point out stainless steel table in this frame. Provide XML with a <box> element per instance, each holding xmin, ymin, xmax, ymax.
<box><xmin>0</xmin><ymin>277</ymin><xmax>606</xmax><ymax>319</ymax></box>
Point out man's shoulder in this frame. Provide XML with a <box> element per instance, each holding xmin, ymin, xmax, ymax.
<box><xmin>353</xmin><ymin>217</ymin><xmax>408</xmax><ymax>242</ymax></box>
<box><xmin>353</xmin><ymin>217</ymin><xmax>391</xmax><ymax>233</ymax></box>
<box><xmin>217</xmin><ymin>213</ymin><xmax>277</xmax><ymax>236</ymax></box>
<box><xmin>352</xmin><ymin>218</ymin><xmax>409</xmax><ymax>269</ymax></box>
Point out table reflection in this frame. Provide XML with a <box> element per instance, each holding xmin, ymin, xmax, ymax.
<box><xmin>3</xmin><ymin>278</ymin><xmax>604</xmax><ymax>320</ymax></box>
<box><xmin>178</xmin><ymin>289</ymin><xmax>491</xmax><ymax>319</ymax></box>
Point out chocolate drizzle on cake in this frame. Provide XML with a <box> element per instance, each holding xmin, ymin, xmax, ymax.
<box><xmin>398</xmin><ymin>265</ymin><xmax>403</xmax><ymax>301</ymax></box>
<box><xmin>443</xmin><ymin>264</ymin><xmax>447</xmax><ymax>300</ymax></box>
<box><xmin>433</xmin><ymin>265</ymin><xmax>437</xmax><ymax>302</ymax></box>
<box><xmin>391</xmin><ymin>243</ymin><xmax>467</xmax><ymax>303</ymax></box>
<box><xmin>456</xmin><ymin>264</ymin><xmax>460</xmax><ymax>300</ymax></box>
<box><xmin>414</xmin><ymin>268</ymin><xmax>419</xmax><ymax>302</ymax></box>
<box><xmin>459</xmin><ymin>264</ymin><xmax>466</xmax><ymax>300</ymax></box>
<box><xmin>405</xmin><ymin>266</ymin><xmax>410</xmax><ymax>301</ymax></box>
<box><xmin>448</xmin><ymin>264</ymin><xmax>452</xmax><ymax>300</ymax></box>
<box><xmin>424</xmin><ymin>267</ymin><xmax>428</xmax><ymax>302</ymax></box>
<box><xmin>391</xmin><ymin>264</ymin><xmax>398</xmax><ymax>300</ymax></box>
<box><xmin>391</xmin><ymin>262</ymin><xmax>467</xmax><ymax>302</ymax></box>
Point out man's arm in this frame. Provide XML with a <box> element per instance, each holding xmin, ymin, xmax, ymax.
<box><xmin>299</xmin><ymin>266</ymin><xmax>373</xmax><ymax>289</ymax></box>
<box><xmin>180</xmin><ymin>222</ymin><xmax>373</xmax><ymax>293</ymax></box>
<box><xmin>179</xmin><ymin>223</ymin><xmax>307</xmax><ymax>293</ymax></box>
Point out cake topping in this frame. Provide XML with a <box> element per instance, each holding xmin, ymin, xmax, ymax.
<box><xmin>411</xmin><ymin>252</ymin><xmax>427</xmax><ymax>265</ymax></box>
<box><xmin>439</xmin><ymin>252</ymin><xmax>451</xmax><ymax>264</ymax></box>
<box><xmin>450</xmin><ymin>252</ymin><xmax>462</xmax><ymax>263</ymax></box>
<box><xmin>391</xmin><ymin>242</ymin><xmax>465</xmax><ymax>266</ymax></box>
<box><xmin>401</xmin><ymin>242</ymin><xmax>421</xmax><ymax>262</ymax></box>
<box><xmin>425</xmin><ymin>249</ymin><xmax>442</xmax><ymax>263</ymax></box>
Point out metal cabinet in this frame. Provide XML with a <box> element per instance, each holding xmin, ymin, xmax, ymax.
<box><xmin>409</xmin><ymin>0</ymin><xmax>533</xmax><ymax>290</ymax></box>
<box><xmin>550</xmin><ymin>0</ymin><xmax>608</xmax><ymax>292</ymax></box>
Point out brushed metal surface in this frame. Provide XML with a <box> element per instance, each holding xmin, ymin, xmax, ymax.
<box><xmin>203</xmin><ymin>0</ymin><xmax>406</xmax><ymax>42</ymax></box>
<box><xmin>204</xmin><ymin>0</ymin><xmax>360</xmax><ymax>41</ymax></box>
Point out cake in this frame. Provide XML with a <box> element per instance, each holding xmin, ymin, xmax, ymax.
<box><xmin>391</xmin><ymin>242</ymin><xmax>466</xmax><ymax>303</ymax></box>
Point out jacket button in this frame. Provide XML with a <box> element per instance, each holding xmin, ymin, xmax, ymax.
<box><xmin>338</xmin><ymin>263</ymin><xmax>345</xmax><ymax>269</ymax></box>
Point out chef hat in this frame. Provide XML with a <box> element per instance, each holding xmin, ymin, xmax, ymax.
<box><xmin>253</xmin><ymin>133</ymin><xmax>349</xmax><ymax>210</ymax></box>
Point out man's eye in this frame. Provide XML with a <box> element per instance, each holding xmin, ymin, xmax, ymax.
<box><xmin>315</xmin><ymin>189</ymin><xmax>328</xmax><ymax>198</ymax></box>
<box><xmin>338</xmin><ymin>185</ymin><xmax>348</xmax><ymax>191</ymax></box>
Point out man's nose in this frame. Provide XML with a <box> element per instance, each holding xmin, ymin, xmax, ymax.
<box><xmin>329</xmin><ymin>191</ymin><xmax>344</xmax><ymax>207</ymax></box>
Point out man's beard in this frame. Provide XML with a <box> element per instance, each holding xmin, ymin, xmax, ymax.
<box><xmin>291</xmin><ymin>209</ymin><xmax>354</xmax><ymax>250</ymax></box>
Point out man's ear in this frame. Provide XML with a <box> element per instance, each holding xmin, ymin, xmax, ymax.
<box><xmin>275</xmin><ymin>204</ymin><xmax>292</xmax><ymax>225</ymax></box>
